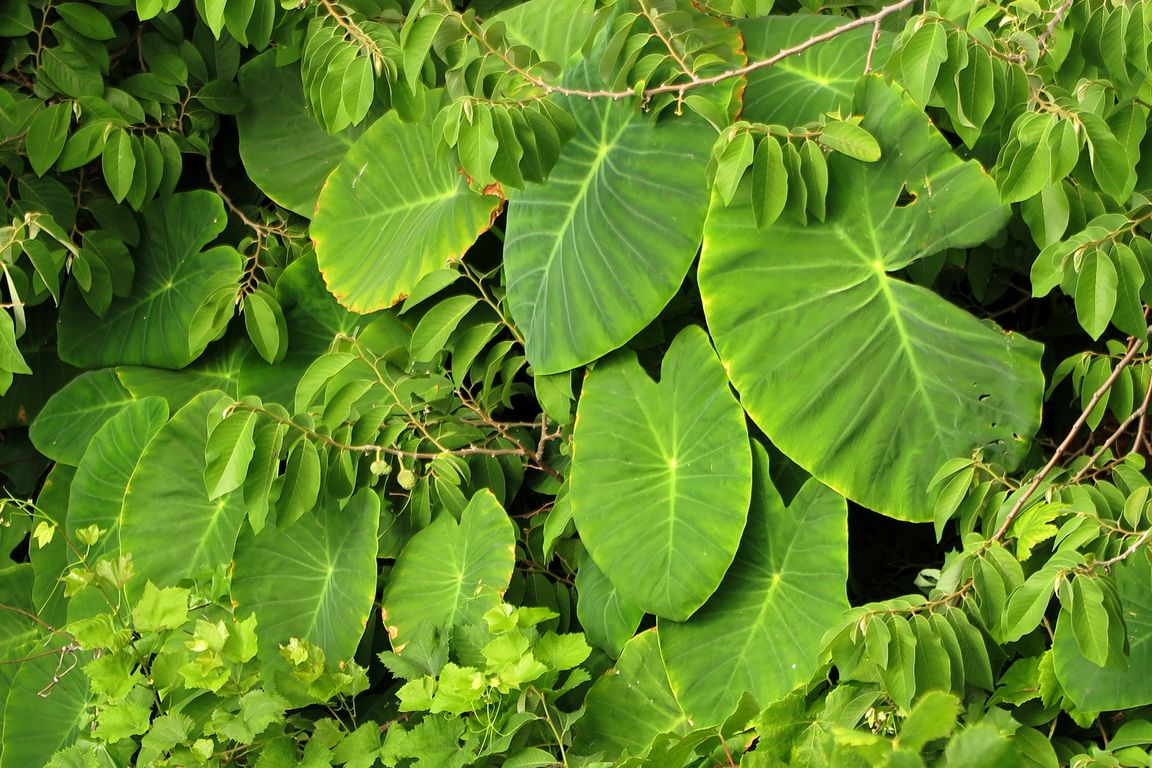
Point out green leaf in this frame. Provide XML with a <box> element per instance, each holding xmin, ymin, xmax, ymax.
<box><xmin>232</xmin><ymin>489</ymin><xmax>379</xmax><ymax>660</ymax></box>
<box><xmin>30</xmin><ymin>369</ymin><xmax>134</xmax><ymax>466</ymax></box>
<box><xmin>410</xmin><ymin>295</ymin><xmax>479</xmax><ymax>363</ymax></box>
<box><xmin>570</xmin><ymin>326</ymin><xmax>752</xmax><ymax>620</ymax></box>
<box><xmin>897</xmin><ymin>690</ymin><xmax>960</xmax><ymax>753</ymax></box>
<box><xmin>277</xmin><ymin>436</ymin><xmax>321</xmax><ymax>528</ymax></box>
<box><xmin>661</xmin><ymin>444</ymin><xmax>848</xmax><ymax>725</ymax></box>
<box><xmin>101</xmin><ymin>129</ymin><xmax>135</xmax><ymax>204</ymax></box>
<box><xmin>58</xmin><ymin>192</ymin><xmax>242</xmax><ymax>368</ymax></box>
<box><xmin>503</xmin><ymin>64</ymin><xmax>712</xmax><ymax>374</ymax></box>
<box><xmin>575</xmin><ymin>556</ymin><xmax>644</xmax><ymax>657</ymax></box>
<box><xmin>25</xmin><ymin>103</ymin><xmax>71</xmax><ymax>176</ymax></box>
<box><xmin>121</xmin><ymin>391</ymin><xmax>245</xmax><ymax>591</ymax></box>
<box><xmin>204</xmin><ymin>408</ymin><xmax>258</xmax><ymax>500</ymax></box>
<box><xmin>1081</xmin><ymin>111</ymin><xmax>1134</xmax><ymax>201</ymax></box>
<box><xmin>492</xmin><ymin>0</ymin><xmax>596</xmax><ymax>65</ymax></box>
<box><xmin>740</xmin><ymin>15</ymin><xmax>891</xmax><ymax>124</ymax></box>
<box><xmin>133</xmin><ymin>582</ymin><xmax>190</xmax><ymax>632</ymax></box>
<box><xmin>381</xmin><ymin>491</ymin><xmax>515</xmax><ymax>656</ymax></box>
<box><xmin>699</xmin><ymin>77</ymin><xmax>1040</xmax><ymax>521</ymax></box>
<box><xmin>897</xmin><ymin>20</ymin><xmax>949</xmax><ymax>107</ymax></box>
<box><xmin>751</xmin><ymin>135</ymin><xmax>787</xmax><ymax>230</ymax></box>
<box><xmin>577</xmin><ymin>630</ymin><xmax>690</xmax><ymax>759</ymax></box>
<box><xmin>1054</xmin><ymin>557</ymin><xmax>1152</xmax><ymax>710</ymax></box>
<box><xmin>0</xmin><ymin>651</ymin><xmax>92</xmax><ymax>765</ymax></box>
<box><xmin>243</xmin><ymin>287</ymin><xmax>287</xmax><ymax>364</ymax></box>
<box><xmin>313</xmin><ymin>111</ymin><xmax>502</xmax><ymax>313</ymax></box>
<box><xmin>236</xmin><ymin>54</ymin><xmax>370</xmax><ymax>217</ymax></box>
<box><xmin>819</xmin><ymin>121</ymin><xmax>881</xmax><ymax>162</ymax></box>
<box><xmin>202</xmin><ymin>0</ymin><xmax>226</xmax><ymax>37</ymax></box>
<box><xmin>1074</xmin><ymin>247</ymin><xmax>1118</xmax><ymax>340</ymax></box>
<box><xmin>1067</xmin><ymin>576</ymin><xmax>1114</xmax><ymax>668</ymax></box>
<box><xmin>714</xmin><ymin>131</ymin><xmax>755</xmax><ymax>207</ymax></box>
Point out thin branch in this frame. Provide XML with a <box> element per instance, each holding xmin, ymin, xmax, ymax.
<box><xmin>1072</xmin><ymin>369</ymin><xmax>1152</xmax><ymax>483</ymax></box>
<box><xmin>864</xmin><ymin>20</ymin><xmax>883</xmax><ymax>74</ymax></box>
<box><xmin>0</xmin><ymin>602</ymin><xmax>69</xmax><ymax>638</ymax></box>
<box><xmin>638</xmin><ymin>0</ymin><xmax>695</xmax><ymax>79</ymax></box>
<box><xmin>1037</xmin><ymin>0</ymin><xmax>1074</xmax><ymax>54</ymax></box>
<box><xmin>1080</xmin><ymin>527</ymin><xmax>1152</xmax><ymax>572</ymax></box>
<box><xmin>993</xmin><ymin>330</ymin><xmax>1150</xmax><ymax>542</ymax></box>
<box><xmin>1133</xmin><ymin>361</ymin><xmax>1152</xmax><ymax>455</ymax></box>
<box><xmin>461</xmin><ymin>0</ymin><xmax>918</xmax><ymax>101</ymax></box>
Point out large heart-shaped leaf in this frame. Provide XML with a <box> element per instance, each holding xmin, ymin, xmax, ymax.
<box><xmin>232</xmin><ymin>488</ymin><xmax>380</xmax><ymax>659</ymax></box>
<box><xmin>739</xmin><ymin>15</ymin><xmax>892</xmax><ymax>125</ymax></box>
<box><xmin>1054</xmin><ymin>558</ymin><xmax>1152</xmax><ymax>711</ymax></box>
<box><xmin>117</xmin><ymin>337</ymin><xmax>245</xmax><ymax>412</ymax></box>
<box><xmin>0</xmin><ymin>652</ymin><xmax>91</xmax><ymax>768</ymax></box>
<box><xmin>120</xmin><ymin>391</ymin><xmax>245</xmax><ymax>591</ymax></box>
<box><xmin>237</xmin><ymin>53</ymin><xmax>371</xmax><ymax>217</ymax></box>
<box><xmin>661</xmin><ymin>443</ymin><xmax>848</xmax><ymax>724</ymax></box>
<box><xmin>699</xmin><ymin>77</ymin><xmax>1043</xmax><ymax>521</ymax></box>
<box><xmin>380</xmin><ymin>490</ymin><xmax>515</xmax><ymax>654</ymax></box>
<box><xmin>29</xmin><ymin>369</ymin><xmax>133</xmax><ymax>465</ymax></box>
<box><xmin>504</xmin><ymin>66</ymin><xmax>714</xmax><ymax>374</ymax></box>
<box><xmin>67</xmin><ymin>397</ymin><xmax>168</xmax><ymax>561</ymax></box>
<box><xmin>570</xmin><ymin>326</ymin><xmax>751</xmax><ymax>620</ymax></box>
<box><xmin>312</xmin><ymin>112</ymin><xmax>502</xmax><ymax>313</ymax></box>
<box><xmin>58</xmin><ymin>191</ymin><xmax>242</xmax><ymax>369</ymax></box>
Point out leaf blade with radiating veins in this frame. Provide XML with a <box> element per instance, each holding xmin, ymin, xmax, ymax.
<box><xmin>739</xmin><ymin>15</ymin><xmax>894</xmax><ymax>125</ymax></box>
<box><xmin>699</xmin><ymin>77</ymin><xmax>1043</xmax><ymax>522</ymax></box>
<box><xmin>57</xmin><ymin>191</ymin><xmax>242</xmax><ymax>369</ymax></box>
<box><xmin>570</xmin><ymin>326</ymin><xmax>752</xmax><ymax>620</ymax></box>
<box><xmin>660</xmin><ymin>443</ymin><xmax>849</xmax><ymax>725</ymax></box>
<box><xmin>503</xmin><ymin>63</ymin><xmax>713</xmax><ymax>375</ymax></box>
<box><xmin>380</xmin><ymin>490</ymin><xmax>515</xmax><ymax>656</ymax></box>
<box><xmin>29</xmin><ymin>369</ymin><xmax>134</xmax><ymax>466</ymax></box>
<box><xmin>231</xmin><ymin>488</ymin><xmax>379</xmax><ymax>659</ymax></box>
<box><xmin>312</xmin><ymin>112</ymin><xmax>503</xmax><ymax>313</ymax></box>
<box><xmin>575</xmin><ymin>629</ymin><xmax>691</xmax><ymax>760</ymax></box>
<box><xmin>120</xmin><ymin>391</ymin><xmax>246</xmax><ymax>593</ymax></box>
<box><xmin>236</xmin><ymin>53</ymin><xmax>370</xmax><ymax>217</ymax></box>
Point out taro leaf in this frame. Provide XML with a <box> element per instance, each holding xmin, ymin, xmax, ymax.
<box><xmin>232</xmin><ymin>488</ymin><xmax>379</xmax><ymax>659</ymax></box>
<box><xmin>117</xmin><ymin>335</ymin><xmax>245</xmax><ymax>412</ymax></box>
<box><xmin>312</xmin><ymin>112</ymin><xmax>502</xmax><ymax>313</ymax></box>
<box><xmin>29</xmin><ymin>368</ymin><xmax>133</xmax><ymax>465</ymax></box>
<box><xmin>237</xmin><ymin>52</ymin><xmax>371</xmax><ymax>217</ymax></box>
<box><xmin>739</xmin><ymin>15</ymin><xmax>893</xmax><ymax>125</ymax></box>
<box><xmin>67</xmin><ymin>397</ymin><xmax>168</xmax><ymax>564</ymax></box>
<box><xmin>492</xmin><ymin>0</ymin><xmax>595</xmax><ymax>64</ymax></box>
<box><xmin>1054</xmin><ymin>556</ymin><xmax>1152</xmax><ymax>710</ymax></box>
<box><xmin>58</xmin><ymin>191</ymin><xmax>242</xmax><ymax>368</ymax></box>
<box><xmin>570</xmin><ymin>326</ymin><xmax>752</xmax><ymax>620</ymax></box>
<box><xmin>660</xmin><ymin>443</ymin><xmax>848</xmax><ymax>725</ymax></box>
<box><xmin>0</xmin><ymin>565</ymin><xmax>38</xmax><ymax>700</ymax></box>
<box><xmin>503</xmin><ymin>65</ymin><xmax>713</xmax><ymax>375</ymax></box>
<box><xmin>575</xmin><ymin>555</ymin><xmax>644</xmax><ymax>658</ymax></box>
<box><xmin>576</xmin><ymin>629</ymin><xmax>690</xmax><ymax>759</ymax></box>
<box><xmin>699</xmin><ymin>77</ymin><xmax>1042</xmax><ymax>521</ymax></box>
<box><xmin>0</xmin><ymin>651</ymin><xmax>92</xmax><ymax>768</ymax></box>
<box><xmin>120</xmin><ymin>391</ymin><xmax>245</xmax><ymax>592</ymax></box>
<box><xmin>380</xmin><ymin>490</ymin><xmax>515</xmax><ymax>655</ymax></box>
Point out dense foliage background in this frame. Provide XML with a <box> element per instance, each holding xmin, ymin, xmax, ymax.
<box><xmin>4</xmin><ymin>0</ymin><xmax>1152</xmax><ymax>764</ymax></box>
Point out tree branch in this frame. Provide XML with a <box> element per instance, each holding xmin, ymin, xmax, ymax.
<box><xmin>993</xmin><ymin>330</ymin><xmax>1150</xmax><ymax>542</ymax></box>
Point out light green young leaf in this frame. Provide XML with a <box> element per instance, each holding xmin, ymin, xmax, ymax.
<box><xmin>898</xmin><ymin>20</ymin><xmax>949</xmax><ymax>106</ymax></box>
<box><xmin>101</xmin><ymin>129</ymin><xmax>135</xmax><ymax>203</ymax></box>
<box><xmin>897</xmin><ymin>690</ymin><xmax>960</xmax><ymax>753</ymax></box>
<box><xmin>410</xmin><ymin>295</ymin><xmax>479</xmax><ymax>363</ymax></box>
<box><xmin>714</xmin><ymin>131</ymin><xmax>755</xmax><ymax>207</ymax></box>
<box><xmin>751</xmin><ymin>135</ymin><xmax>787</xmax><ymax>230</ymax></box>
<box><xmin>818</xmin><ymin>120</ymin><xmax>881</xmax><ymax>162</ymax></box>
<box><xmin>243</xmin><ymin>288</ymin><xmax>287</xmax><ymax>364</ymax></box>
<box><xmin>133</xmin><ymin>582</ymin><xmax>190</xmax><ymax>632</ymax></box>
